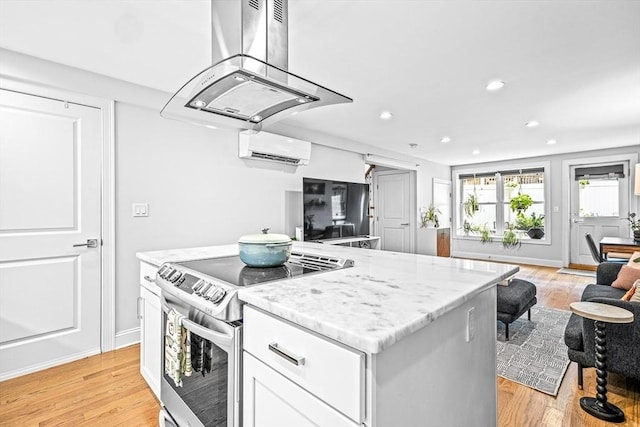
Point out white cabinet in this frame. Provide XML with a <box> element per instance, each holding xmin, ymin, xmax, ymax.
<box><xmin>242</xmin><ymin>287</ymin><xmax>497</xmax><ymax>427</ymax></box>
<box><xmin>416</xmin><ymin>227</ymin><xmax>450</xmax><ymax>256</ymax></box>
<box><xmin>243</xmin><ymin>306</ymin><xmax>364</xmax><ymax>427</ymax></box>
<box><xmin>243</xmin><ymin>353</ymin><xmax>359</xmax><ymax>427</ymax></box>
<box><xmin>138</xmin><ymin>261</ymin><xmax>161</xmax><ymax>399</ymax></box>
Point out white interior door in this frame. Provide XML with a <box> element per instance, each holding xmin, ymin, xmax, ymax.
<box><xmin>569</xmin><ymin>162</ymin><xmax>630</xmax><ymax>266</ymax></box>
<box><xmin>375</xmin><ymin>170</ymin><xmax>413</xmax><ymax>253</ymax></box>
<box><xmin>0</xmin><ymin>89</ymin><xmax>102</xmax><ymax>380</ymax></box>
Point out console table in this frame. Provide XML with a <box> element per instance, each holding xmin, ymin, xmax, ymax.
<box><xmin>599</xmin><ymin>237</ymin><xmax>640</xmax><ymax>262</ymax></box>
<box><xmin>569</xmin><ymin>301</ymin><xmax>634</xmax><ymax>423</ymax></box>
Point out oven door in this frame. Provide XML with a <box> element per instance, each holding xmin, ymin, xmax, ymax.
<box><xmin>160</xmin><ymin>294</ymin><xmax>241</xmax><ymax>427</ymax></box>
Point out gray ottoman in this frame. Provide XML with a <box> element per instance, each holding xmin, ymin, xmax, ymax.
<box><xmin>497</xmin><ymin>279</ymin><xmax>537</xmax><ymax>340</ymax></box>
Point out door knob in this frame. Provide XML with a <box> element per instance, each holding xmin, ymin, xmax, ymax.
<box><xmin>571</xmin><ymin>219</ymin><xmax>585</xmax><ymax>224</ymax></box>
<box><xmin>73</xmin><ymin>239</ymin><xmax>99</xmax><ymax>248</ymax></box>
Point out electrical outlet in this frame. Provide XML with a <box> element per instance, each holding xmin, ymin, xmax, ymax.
<box><xmin>466</xmin><ymin>307</ymin><xmax>475</xmax><ymax>343</ymax></box>
<box><xmin>133</xmin><ymin>203</ymin><xmax>149</xmax><ymax>217</ymax></box>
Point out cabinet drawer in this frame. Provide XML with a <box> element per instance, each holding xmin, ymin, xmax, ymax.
<box><xmin>243</xmin><ymin>306</ymin><xmax>365</xmax><ymax>423</ymax></box>
<box><xmin>139</xmin><ymin>261</ymin><xmax>160</xmax><ymax>294</ymax></box>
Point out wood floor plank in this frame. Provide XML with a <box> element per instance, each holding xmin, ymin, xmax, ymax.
<box><xmin>0</xmin><ymin>264</ymin><xmax>637</xmax><ymax>426</ymax></box>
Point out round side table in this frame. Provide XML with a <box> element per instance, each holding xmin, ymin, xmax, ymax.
<box><xmin>569</xmin><ymin>301</ymin><xmax>634</xmax><ymax>423</ymax></box>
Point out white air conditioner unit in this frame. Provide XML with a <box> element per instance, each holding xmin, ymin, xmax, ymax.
<box><xmin>238</xmin><ymin>131</ymin><xmax>311</xmax><ymax>166</ymax></box>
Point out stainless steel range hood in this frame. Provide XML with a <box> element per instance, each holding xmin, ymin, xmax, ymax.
<box><xmin>161</xmin><ymin>0</ymin><xmax>352</xmax><ymax>132</ymax></box>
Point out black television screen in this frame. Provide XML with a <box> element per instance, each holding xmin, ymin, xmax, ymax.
<box><xmin>303</xmin><ymin>178</ymin><xmax>370</xmax><ymax>241</ymax></box>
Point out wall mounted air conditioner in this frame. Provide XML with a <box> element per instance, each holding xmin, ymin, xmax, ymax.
<box><xmin>238</xmin><ymin>130</ymin><xmax>311</xmax><ymax>166</ymax></box>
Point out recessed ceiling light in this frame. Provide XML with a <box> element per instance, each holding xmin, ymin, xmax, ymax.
<box><xmin>250</xmin><ymin>115</ymin><xmax>262</xmax><ymax>122</ymax></box>
<box><xmin>441</xmin><ymin>136</ymin><xmax>451</xmax><ymax>143</ymax></box>
<box><xmin>486</xmin><ymin>80</ymin><xmax>505</xmax><ymax>91</ymax></box>
<box><xmin>192</xmin><ymin>100</ymin><xmax>206</xmax><ymax>108</ymax></box>
<box><xmin>472</xmin><ymin>149</ymin><xmax>480</xmax><ymax>155</ymax></box>
<box><xmin>525</xmin><ymin>121</ymin><xmax>540</xmax><ymax>128</ymax></box>
<box><xmin>546</xmin><ymin>139</ymin><xmax>557</xmax><ymax>145</ymax></box>
<box><xmin>379</xmin><ymin>111</ymin><xmax>393</xmax><ymax>120</ymax></box>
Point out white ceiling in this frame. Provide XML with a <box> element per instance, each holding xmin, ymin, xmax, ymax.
<box><xmin>1</xmin><ymin>0</ymin><xmax>639</xmax><ymax>166</ymax></box>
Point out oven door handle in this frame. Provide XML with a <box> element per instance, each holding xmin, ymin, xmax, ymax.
<box><xmin>160</xmin><ymin>296</ymin><xmax>233</xmax><ymax>347</ymax></box>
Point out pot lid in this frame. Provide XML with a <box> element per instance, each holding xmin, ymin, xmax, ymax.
<box><xmin>238</xmin><ymin>228</ymin><xmax>291</xmax><ymax>244</ymax></box>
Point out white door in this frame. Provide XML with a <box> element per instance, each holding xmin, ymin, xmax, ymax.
<box><xmin>0</xmin><ymin>89</ymin><xmax>102</xmax><ymax>380</ymax></box>
<box><xmin>569</xmin><ymin>162</ymin><xmax>630</xmax><ymax>266</ymax></box>
<box><xmin>375</xmin><ymin>170</ymin><xmax>413</xmax><ymax>253</ymax></box>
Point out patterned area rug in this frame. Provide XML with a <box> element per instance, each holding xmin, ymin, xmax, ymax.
<box><xmin>496</xmin><ymin>306</ymin><xmax>571</xmax><ymax>396</ymax></box>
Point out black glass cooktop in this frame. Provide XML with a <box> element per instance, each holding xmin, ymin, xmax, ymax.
<box><xmin>176</xmin><ymin>255</ymin><xmax>312</xmax><ymax>287</ymax></box>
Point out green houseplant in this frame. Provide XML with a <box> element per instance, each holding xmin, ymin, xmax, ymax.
<box><xmin>463</xmin><ymin>194</ymin><xmax>479</xmax><ymax>217</ymax></box>
<box><xmin>419</xmin><ymin>204</ymin><xmax>441</xmax><ymax>228</ymax></box>
<box><xmin>478</xmin><ymin>224</ymin><xmax>492</xmax><ymax>244</ymax></box>
<box><xmin>515</xmin><ymin>212</ymin><xmax>545</xmax><ymax>239</ymax></box>
<box><xmin>628</xmin><ymin>212</ymin><xmax>640</xmax><ymax>241</ymax></box>
<box><xmin>509</xmin><ymin>192</ymin><xmax>533</xmax><ymax>214</ymax></box>
<box><xmin>502</xmin><ymin>223</ymin><xmax>521</xmax><ymax>249</ymax></box>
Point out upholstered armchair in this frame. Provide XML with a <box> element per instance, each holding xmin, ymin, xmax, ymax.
<box><xmin>563</xmin><ymin>262</ymin><xmax>640</xmax><ymax>388</ymax></box>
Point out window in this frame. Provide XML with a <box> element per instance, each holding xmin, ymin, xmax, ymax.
<box><xmin>575</xmin><ymin>164</ymin><xmax>623</xmax><ymax>218</ymax></box>
<box><xmin>457</xmin><ymin>166</ymin><xmax>547</xmax><ymax>241</ymax></box>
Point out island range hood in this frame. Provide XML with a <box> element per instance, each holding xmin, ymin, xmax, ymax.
<box><xmin>161</xmin><ymin>0</ymin><xmax>353</xmax><ymax>132</ymax></box>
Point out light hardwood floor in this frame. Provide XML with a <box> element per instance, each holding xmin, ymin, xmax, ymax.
<box><xmin>0</xmin><ymin>265</ymin><xmax>638</xmax><ymax>426</ymax></box>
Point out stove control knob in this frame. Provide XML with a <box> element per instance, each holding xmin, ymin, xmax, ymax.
<box><xmin>170</xmin><ymin>271</ymin><xmax>183</xmax><ymax>284</ymax></box>
<box><xmin>192</xmin><ymin>279</ymin><xmax>205</xmax><ymax>293</ymax></box>
<box><xmin>160</xmin><ymin>268</ymin><xmax>173</xmax><ymax>280</ymax></box>
<box><xmin>198</xmin><ymin>282</ymin><xmax>213</xmax><ymax>296</ymax></box>
<box><xmin>206</xmin><ymin>286</ymin><xmax>227</xmax><ymax>304</ymax></box>
<box><xmin>215</xmin><ymin>288</ymin><xmax>227</xmax><ymax>303</ymax></box>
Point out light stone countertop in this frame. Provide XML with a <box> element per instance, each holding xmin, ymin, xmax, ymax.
<box><xmin>137</xmin><ymin>242</ymin><xmax>518</xmax><ymax>354</ymax></box>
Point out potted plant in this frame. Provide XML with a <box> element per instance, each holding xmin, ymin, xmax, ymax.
<box><xmin>477</xmin><ymin>224</ymin><xmax>492</xmax><ymax>244</ymax></box>
<box><xmin>502</xmin><ymin>223</ymin><xmax>521</xmax><ymax>249</ymax></box>
<box><xmin>419</xmin><ymin>204</ymin><xmax>441</xmax><ymax>228</ymax></box>
<box><xmin>463</xmin><ymin>220</ymin><xmax>473</xmax><ymax>236</ymax></box>
<box><xmin>514</xmin><ymin>212</ymin><xmax>544</xmax><ymax>239</ymax></box>
<box><xmin>628</xmin><ymin>212</ymin><xmax>640</xmax><ymax>241</ymax></box>
<box><xmin>463</xmin><ymin>194</ymin><xmax>479</xmax><ymax>217</ymax></box>
<box><xmin>509</xmin><ymin>192</ymin><xmax>533</xmax><ymax>214</ymax></box>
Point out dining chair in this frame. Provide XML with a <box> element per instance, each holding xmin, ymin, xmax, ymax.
<box><xmin>584</xmin><ymin>233</ymin><xmax>629</xmax><ymax>264</ymax></box>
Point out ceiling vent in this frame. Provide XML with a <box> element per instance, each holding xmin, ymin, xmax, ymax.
<box><xmin>238</xmin><ymin>130</ymin><xmax>311</xmax><ymax>165</ymax></box>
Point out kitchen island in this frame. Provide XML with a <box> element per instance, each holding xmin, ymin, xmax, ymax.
<box><xmin>138</xmin><ymin>241</ymin><xmax>518</xmax><ymax>427</ymax></box>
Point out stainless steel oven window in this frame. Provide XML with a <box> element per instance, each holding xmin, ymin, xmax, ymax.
<box><xmin>160</xmin><ymin>296</ymin><xmax>241</xmax><ymax>427</ymax></box>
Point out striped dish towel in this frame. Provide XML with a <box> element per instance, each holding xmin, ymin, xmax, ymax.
<box><xmin>165</xmin><ymin>308</ymin><xmax>192</xmax><ymax>387</ymax></box>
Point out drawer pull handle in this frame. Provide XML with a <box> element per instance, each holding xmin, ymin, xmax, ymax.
<box><xmin>144</xmin><ymin>275</ymin><xmax>155</xmax><ymax>283</ymax></box>
<box><xmin>268</xmin><ymin>342</ymin><xmax>305</xmax><ymax>366</ymax></box>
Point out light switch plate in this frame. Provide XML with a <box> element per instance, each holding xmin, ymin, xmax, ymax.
<box><xmin>133</xmin><ymin>203</ymin><xmax>149</xmax><ymax>217</ymax></box>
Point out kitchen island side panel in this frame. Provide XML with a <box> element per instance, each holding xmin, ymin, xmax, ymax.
<box><xmin>371</xmin><ymin>286</ymin><xmax>497</xmax><ymax>427</ymax></box>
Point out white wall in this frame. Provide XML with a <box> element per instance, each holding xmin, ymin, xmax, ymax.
<box><xmin>416</xmin><ymin>162</ymin><xmax>452</xmax><ymax>220</ymax></box>
<box><xmin>115</xmin><ymin>102</ymin><xmax>365</xmax><ymax>333</ymax></box>
<box><xmin>450</xmin><ymin>146</ymin><xmax>640</xmax><ymax>266</ymax></box>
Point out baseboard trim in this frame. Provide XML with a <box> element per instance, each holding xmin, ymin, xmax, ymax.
<box><xmin>115</xmin><ymin>327</ymin><xmax>140</xmax><ymax>350</ymax></box>
<box><xmin>0</xmin><ymin>347</ymin><xmax>101</xmax><ymax>382</ymax></box>
<box><xmin>451</xmin><ymin>251</ymin><xmax>563</xmax><ymax>268</ymax></box>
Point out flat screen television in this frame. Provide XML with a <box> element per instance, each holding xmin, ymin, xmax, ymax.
<box><xmin>303</xmin><ymin>177</ymin><xmax>370</xmax><ymax>241</ymax></box>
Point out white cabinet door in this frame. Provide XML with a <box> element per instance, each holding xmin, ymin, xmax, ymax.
<box><xmin>243</xmin><ymin>352</ymin><xmax>359</xmax><ymax>427</ymax></box>
<box><xmin>140</xmin><ymin>285</ymin><xmax>161</xmax><ymax>399</ymax></box>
